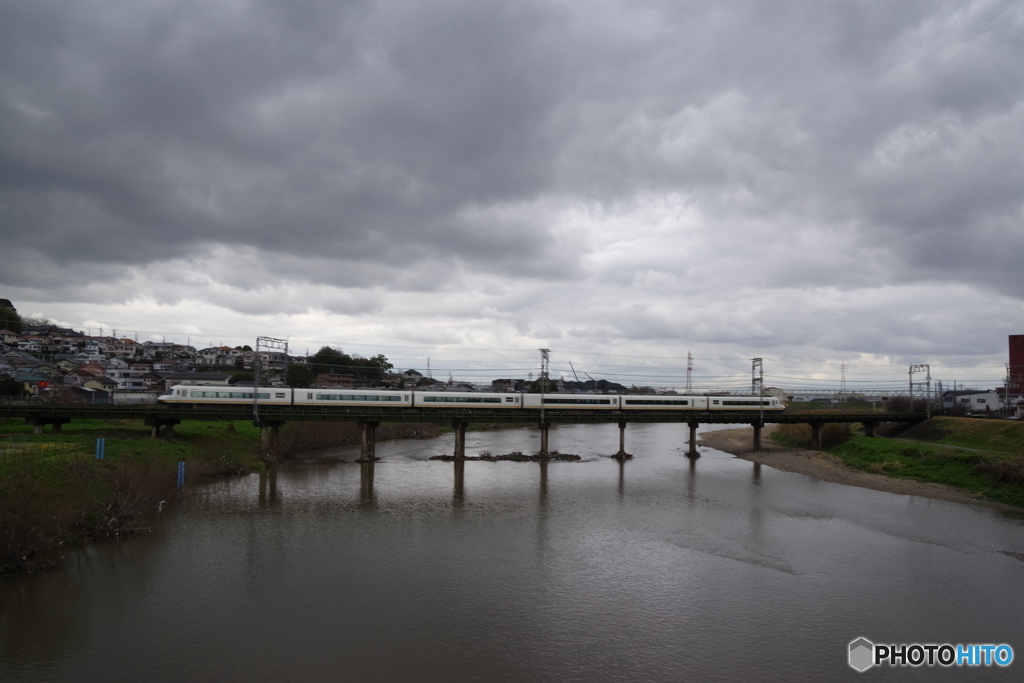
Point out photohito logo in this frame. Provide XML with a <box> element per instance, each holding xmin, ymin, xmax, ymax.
<box><xmin>848</xmin><ymin>637</ymin><xmax>1014</xmax><ymax>671</ymax></box>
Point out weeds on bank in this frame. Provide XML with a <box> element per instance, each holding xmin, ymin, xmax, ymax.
<box><xmin>829</xmin><ymin>437</ymin><xmax>1024</xmax><ymax>508</ymax></box>
<box><xmin>771</xmin><ymin>423</ymin><xmax>852</xmax><ymax>449</ymax></box>
<box><xmin>0</xmin><ymin>416</ymin><xmax>451</xmax><ymax>572</ymax></box>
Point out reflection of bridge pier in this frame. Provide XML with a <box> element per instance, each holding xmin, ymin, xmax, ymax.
<box><xmin>359</xmin><ymin>460</ymin><xmax>375</xmax><ymax>504</ymax></box>
<box><xmin>453</xmin><ymin>460</ymin><xmax>465</xmax><ymax>505</ymax></box>
<box><xmin>258</xmin><ymin>468</ymin><xmax>280</xmax><ymax>507</ymax></box>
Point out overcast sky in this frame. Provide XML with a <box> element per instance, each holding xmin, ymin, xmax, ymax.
<box><xmin>2</xmin><ymin>0</ymin><xmax>1022</xmax><ymax>391</ymax></box>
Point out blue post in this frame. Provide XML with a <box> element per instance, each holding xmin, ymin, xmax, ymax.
<box><xmin>177</xmin><ymin>461</ymin><xmax>185</xmax><ymax>488</ymax></box>
<box><xmin>95</xmin><ymin>437</ymin><xmax>105</xmax><ymax>460</ymax></box>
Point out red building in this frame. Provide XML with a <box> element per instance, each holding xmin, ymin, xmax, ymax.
<box><xmin>1010</xmin><ymin>335</ymin><xmax>1024</xmax><ymax>392</ymax></box>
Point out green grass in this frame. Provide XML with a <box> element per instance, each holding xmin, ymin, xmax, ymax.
<box><xmin>900</xmin><ymin>416</ymin><xmax>1024</xmax><ymax>453</ymax></box>
<box><xmin>830</xmin><ymin>436</ymin><xmax>1024</xmax><ymax>508</ymax></box>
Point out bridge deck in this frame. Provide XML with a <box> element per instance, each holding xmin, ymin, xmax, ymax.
<box><xmin>0</xmin><ymin>403</ymin><xmax>925</xmax><ymax>425</ymax></box>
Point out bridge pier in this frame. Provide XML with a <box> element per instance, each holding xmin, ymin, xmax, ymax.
<box><xmin>538</xmin><ymin>422</ymin><xmax>550</xmax><ymax>457</ymax></box>
<box><xmin>752</xmin><ymin>421</ymin><xmax>763</xmax><ymax>452</ymax></box>
<box><xmin>26</xmin><ymin>417</ymin><xmax>71</xmax><ymax>435</ymax></box>
<box><xmin>146</xmin><ymin>417</ymin><xmax>182</xmax><ymax>439</ymax></box>
<box><xmin>452</xmin><ymin>421</ymin><xmax>468</xmax><ymax>460</ymax></box>
<box><xmin>358</xmin><ymin>421</ymin><xmax>380</xmax><ymax>462</ymax></box>
<box><xmin>810</xmin><ymin>421</ymin><xmax>824</xmax><ymax>450</ymax></box>
<box><xmin>687</xmin><ymin>422</ymin><xmax>700</xmax><ymax>457</ymax></box>
<box><xmin>863</xmin><ymin>421</ymin><xmax>877</xmax><ymax>438</ymax></box>
<box><xmin>614</xmin><ymin>421</ymin><xmax>632</xmax><ymax>459</ymax></box>
<box><xmin>254</xmin><ymin>420</ymin><xmax>286</xmax><ymax>449</ymax></box>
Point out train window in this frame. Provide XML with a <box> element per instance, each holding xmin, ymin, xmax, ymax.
<box><xmin>275</xmin><ymin>392</ymin><xmax>286</xmax><ymax>398</ymax></box>
<box><xmin>543</xmin><ymin>398</ymin><xmax>610</xmax><ymax>404</ymax></box>
<box><xmin>713</xmin><ymin>400</ymin><xmax>720</xmax><ymax>405</ymax></box>
<box><xmin>422</xmin><ymin>396</ymin><xmax>502</xmax><ymax>403</ymax></box>
<box><xmin>308</xmin><ymin>393</ymin><xmax>313</xmax><ymax>400</ymax></box>
<box><xmin>505</xmin><ymin>397</ymin><xmax>515</xmax><ymax>402</ymax></box>
<box><xmin>624</xmin><ymin>399</ymin><xmax>689</xmax><ymax>405</ymax></box>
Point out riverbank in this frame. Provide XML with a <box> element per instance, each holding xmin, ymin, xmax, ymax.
<box><xmin>0</xmin><ymin>418</ymin><xmax>447</xmax><ymax>573</ymax></box>
<box><xmin>699</xmin><ymin>425</ymin><xmax>1023</xmax><ymax>510</ymax></box>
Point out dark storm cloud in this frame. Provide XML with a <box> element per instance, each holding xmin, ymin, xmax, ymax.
<box><xmin>1</xmin><ymin>0</ymin><xmax>1022</xmax><ymax>310</ymax></box>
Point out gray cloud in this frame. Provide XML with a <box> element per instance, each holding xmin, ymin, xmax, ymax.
<box><xmin>1</xmin><ymin>0</ymin><xmax>1022</xmax><ymax>379</ymax></box>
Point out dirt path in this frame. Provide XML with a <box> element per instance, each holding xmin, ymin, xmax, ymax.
<box><xmin>699</xmin><ymin>425</ymin><xmax>1016</xmax><ymax>510</ymax></box>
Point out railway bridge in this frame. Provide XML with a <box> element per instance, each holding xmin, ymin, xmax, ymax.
<box><xmin>0</xmin><ymin>402</ymin><xmax>927</xmax><ymax>460</ymax></box>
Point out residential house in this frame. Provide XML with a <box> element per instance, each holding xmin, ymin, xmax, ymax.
<box><xmin>162</xmin><ymin>371</ymin><xmax>231</xmax><ymax>386</ymax></box>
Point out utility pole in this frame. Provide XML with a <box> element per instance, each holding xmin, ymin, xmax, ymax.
<box><xmin>752</xmin><ymin>357</ymin><xmax>764</xmax><ymax>425</ymax></box>
<box><xmin>539</xmin><ymin>349</ymin><xmax>551</xmax><ymax>424</ymax></box>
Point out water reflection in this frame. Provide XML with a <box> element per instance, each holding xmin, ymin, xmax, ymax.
<box><xmin>453</xmin><ymin>460</ymin><xmax>465</xmax><ymax>506</ymax></box>
<box><xmin>257</xmin><ymin>468</ymin><xmax>280</xmax><ymax>507</ymax></box>
<box><xmin>359</xmin><ymin>460</ymin><xmax>375</xmax><ymax>507</ymax></box>
<box><xmin>5</xmin><ymin>423</ymin><xmax>1024</xmax><ymax>683</ymax></box>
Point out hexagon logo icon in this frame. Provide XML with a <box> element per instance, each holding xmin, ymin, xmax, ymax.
<box><xmin>849</xmin><ymin>637</ymin><xmax>875</xmax><ymax>672</ymax></box>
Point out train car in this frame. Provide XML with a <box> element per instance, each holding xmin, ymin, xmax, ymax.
<box><xmin>414</xmin><ymin>391</ymin><xmax>522</xmax><ymax>408</ymax></box>
<box><xmin>620</xmin><ymin>395</ymin><xmax>709</xmax><ymax>410</ymax></box>
<box><xmin>293</xmin><ymin>388</ymin><xmax>413</xmax><ymax>408</ymax></box>
<box><xmin>521</xmin><ymin>394</ymin><xmax>622</xmax><ymax>409</ymax></box>
<box><xmin>157</xmin><ymin>385</ymin><xmax>293</xmax><ymax>405</ymax></box>
<box><xmin>707</xmin><ymin>396</ymin><xmax>785</xmax><ymax>411</ymax></box>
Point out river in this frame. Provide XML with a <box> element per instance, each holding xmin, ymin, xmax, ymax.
<box><xmin>2</xmin><ymin>423</ymin><xmax>1023</xmax><ymax>681</ymax></box>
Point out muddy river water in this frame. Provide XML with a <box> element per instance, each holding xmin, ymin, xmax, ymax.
<box><xmin>2</xmin><ymin>423</ymin><xmax>1023</xmax><ymax>681</ymax></box>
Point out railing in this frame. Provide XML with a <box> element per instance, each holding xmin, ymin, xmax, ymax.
<box><xmin>0</xmin><ymin>436</ymin><xmax>84</xmax><ymax>465</ymax></box>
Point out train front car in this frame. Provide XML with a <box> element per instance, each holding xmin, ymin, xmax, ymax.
<box><xmin>413</xmin><ymin>391</ymin><xmax>522</xmax><ymax>408</ymax></box>
<box><xmin>157</xmin><ymin>385</ymin><xmax>293</xmax><ymax>405</ymax></box>
<box><xmin>294</xmin><ymin>389</ymin><xmax>413</xmax><ymax>408</ymax></box>
<box><xmin>706</xmin><ymin>396</ymin><xmax>786</xmax><ymax>411</ymax></box>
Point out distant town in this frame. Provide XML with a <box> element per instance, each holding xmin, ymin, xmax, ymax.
<box><xmin>1</xmin><ymin>299</ymin><xmax>1021</xmax><ymax>416</ymax></box>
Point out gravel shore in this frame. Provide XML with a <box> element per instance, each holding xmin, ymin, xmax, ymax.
<box><xmin>699</xmin><ymin>425</ymin><xmax>1013</xmax><ymax>510</ymax></box>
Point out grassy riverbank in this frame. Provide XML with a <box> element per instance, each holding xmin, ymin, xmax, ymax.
<box><xmin>771</xmin><ymin>417</ymin><xmax>1024</xmax><ymax>508</ymax></box>
<box><xmin>0</xmin><ymin>418</ymin><xmax>445</xmax><ymax>573</ymax></box>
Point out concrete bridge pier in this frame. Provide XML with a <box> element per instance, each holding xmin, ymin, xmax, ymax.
<box><xmin>863</xmin><ymin>421</ymin><xmax>878</xmax><ymax>438</ymax></box>
<box><xmin>687</xmin><ymin>422</ymin><xmax>700</xmax><ymax>457</ymax></box>
<box><xmin>752</xmin><ymin>421</ymin><xmax>763</xmax><ymax>452</ymax></box>
<box><xmin>538</xmin><ymin>422</ymin><xmax>551</xmax><ymax>457</ymax></box>
<box><xmin>613</xmin><ymin>421</ymin><xmax>632</xmax><ymax>459</ymax></box>
<box><xmin>452</xmin><ymin>421</ymin><xmax>468</xmax><ymax>460</ymax></box>
<box><xmin>810</xmin><ymin>421</ymin><xmax>824</xmax><ymax>450</ymax></box>
<box><xmin>254</xmin><ymin>419</ymin><xmax>286</xmax><ymax>449</ymax></box>
<box><xmin>147</xmin><ymin>417</ymin><xmax>182</xmax><ymax>439</ymax></box>
<box><xmin>357</xmin><ymin>421</ymin><xmax>380</xmax><ymax>462</ymax></box>
<box><xmin>26</xmin><ymin>417</ymin><xmax>71</xmax><ymax>435</ymax></box>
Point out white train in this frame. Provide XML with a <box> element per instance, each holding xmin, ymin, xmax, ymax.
<box><xmin>158</xmin><ymin>386</ymin><xmax>785</xmax><ymax>411</ymax></box>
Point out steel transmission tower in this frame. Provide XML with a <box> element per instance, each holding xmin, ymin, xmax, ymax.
<box><xmin>751</xmin><ymin>357</ymin><xmax>764</xmax><ymax>395</ymax></box>
<box><xmin>253</xmin><ymin>336</ymin><xmax>288</xmax><ymax>422</ymax></box>
<box><xmin>909</xmin><ymin>364</ymin><xmax>931</xmax><ymax>417</ymax></box>
<box><xmin>839</xmin><ymin>362</ymin><xmax>847</xmax><ymax>400</ymax></box>
<box><xmin>685</xmin><ymin>351</ymin><xmax>694</xmax><ymax>392</ymax></box>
